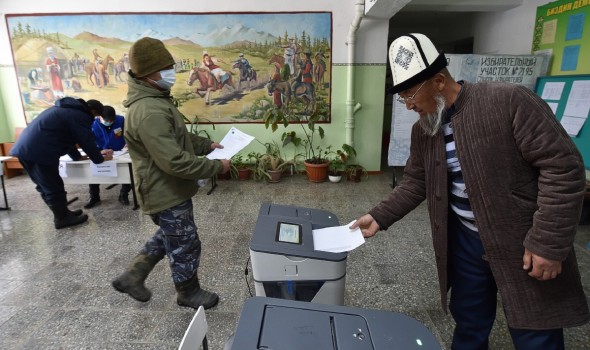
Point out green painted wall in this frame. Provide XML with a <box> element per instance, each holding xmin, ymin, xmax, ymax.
<box><xmin>0</xmin><ymin>66</ymin><xmax>27</xmax><ymax>142</ymax></box>
<box><xmin>0</xmin><ymin>64</ymin><xmax>387</xmax><ymax>170</ymax></box>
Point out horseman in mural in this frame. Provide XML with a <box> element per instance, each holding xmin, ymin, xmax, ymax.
<box><xmin>281</xmin><ymin>37</ymin><xmax>302</xmax><ymax>78</ymax></box>
<box><xmin>291</xmin><ymin>49</ymin><xmax>315</xmax><ymax>113</ymax></box>
<box><xmin>200</xmin><ymin>52</ymin><xmax>231</xmax><ymax>89</ymax></box>
<box><xmin>188</xmin><ymin>54</ymin><xmax>234</xmax><ymax>105</ymax></box>
<box><xmin>266</xmin><ymin>62</ymin><xmax>290</xmax><ymax>110</ymax></box>
<box><xmin>314</xmin><ymin>51</ymin><xmax>327</xmax><ymax>86</ymax></box>
<box><xmin>232</xmin><ymin>53</ymin><xmax>257</xmax><ymax>90</ymax></box>
<box><xmin>84</xmin><ymin>53</ymin><xmax>113</xmax><ymax>88</ymax></box>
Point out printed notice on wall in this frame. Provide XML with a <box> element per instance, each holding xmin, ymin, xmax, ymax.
<box><xmin>541</xmin><ymin>82</ymin><xmax>565</xmax><ymax>100</ymax></box>
<box><xmin>561</xmin><ymin>80</ymin><xmax>590</xmax><ymax>137</ymax></box>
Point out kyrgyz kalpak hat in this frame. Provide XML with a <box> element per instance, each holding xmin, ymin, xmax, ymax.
<box><xmin>388</xmin><ymin>33</ymin><xmax>447</xmax><ymax>95</ymax></box>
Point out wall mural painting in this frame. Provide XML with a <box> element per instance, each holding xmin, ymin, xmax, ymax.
<box><xmin>6</xmin><ymin>12</ymin><xmax>332</xmax><ymax>124</ymax></box>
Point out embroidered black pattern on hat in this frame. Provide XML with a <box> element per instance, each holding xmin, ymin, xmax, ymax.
<box><xmin>395</xmin><ymin>46</ymin><xmax>413</xmax><ymax>70</ymax></box>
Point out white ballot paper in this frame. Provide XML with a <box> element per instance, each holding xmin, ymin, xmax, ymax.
<box><xmin>206</xmin><ymin>127</ymin><xmax>255</xmax><ymax>160</ymax></box>
<box><xmin>312</xmin><ymin>220</ymin><xmax>365</xmax><ymax>253</ymax></box>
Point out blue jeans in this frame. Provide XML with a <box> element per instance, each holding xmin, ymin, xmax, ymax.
<box><xmin>141</xmin><ymin>199</ymin><xmax>201</xmax><ymax>284</ymax></box>
<box><xmin>448</xmin><ymin>213</ymin><xmax>564</xmax><ymax>350</ymax></box>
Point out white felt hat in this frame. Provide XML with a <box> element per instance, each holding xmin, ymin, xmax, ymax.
<box><xmin>388</xmin><ymin>33</ymin><xmax>447</xmax><ymax>94</ymax></box>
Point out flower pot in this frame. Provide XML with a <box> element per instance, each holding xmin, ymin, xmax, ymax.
<box><xmin>237</xmin><ymin>168</ymin><xmax>252</xmax><ymax>181</ymax></box>
<box><xmin>267</xmin><ymin>169</ymin><xmax>282</xmax><ymax>183</ymax></box>
<box><xmin>328</xmin><ymin>174</ymin><xmax>342</xmax><ymax>183</ymax></box>
<box><xmin>347</xmin><ymin>170</ymin><xmax>362</xmax><ymax>182</ymax></box>
<box><xmin>304</xmin><ymin>160</ymin><xmax>329</xmax><ymax>183</ymax></box>
<box><xmin>217</xmin><ymin>171</ymin><xmax>231</xmax><ymax>180</ymax></box>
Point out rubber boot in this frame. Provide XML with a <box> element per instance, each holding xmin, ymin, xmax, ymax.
<box><xmin>112</xmin><ymin>253</ymin><xmax>161</xmax><ymax>302</ymax></box>
<box><xmin>84</xmin><ymin>184</ymin><xmax>101</xmax><ymax>209</ymax></box>
<box><xmin>49</xmin><ymin>204</ymin><xmax>88</xmax><ymax>229</ymax></box>
<box><xmin>175</xmin><ymin>273</ymin><xmax>219</xmax><ymax>310</ymax></box>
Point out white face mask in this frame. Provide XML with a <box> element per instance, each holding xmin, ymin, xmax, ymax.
<box><xmin>155</xmin><ymin>68</ymin><xmax>176</xmax><ymax>90</ymax></box>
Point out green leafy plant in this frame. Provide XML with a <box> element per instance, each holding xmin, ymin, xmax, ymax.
<box><xmin>329</xmin><ymin>144</ymin><xmax>356</xmax><ymax>176</ymax></box>
<box><xmin>254</xmin><ymin>140</ymin><xmax>298</xmax><ymax>181</ymax></box>
<box><xmin>264</xmin><ymin>109</ymin><xmax>330</xmax><ymax>164</ymax></box>
<box><xmin>182</xmin><ymin>115</ymin><xmax>216</xmax><ymax>140</ymax></box>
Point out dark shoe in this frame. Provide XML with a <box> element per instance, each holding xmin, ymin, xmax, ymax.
<box><xmin>83</xmin><ymin>196</ymin><xmax>101</xmax><ymax>209</ymax></box>
<box><xmin>175</xmin><ymin>273</ymin><xmax>219</xmax><ymax>310</ymax></box>
<box><xmin>118</xmin><ymin>192</ymin><xmax>129</xmax><ymax>205</ymax></box>
<box><xmin>112</xmin><ymin>253</ymin><xmax>161</xmax><ymax>302</ymax></box>
<box><xmin>49</xmin><ymin>204</ymin><xmax>88</xmax><ymax>229</ymax></box>
<box><xmin>69</xmin><ymin>208</ymin><xmax>83</xmax><ymax>216</ymax></box>
<box><xmin>54</xmin><ymin>212</ymin><xmax>88</xmax><ymax>229</ymax></box>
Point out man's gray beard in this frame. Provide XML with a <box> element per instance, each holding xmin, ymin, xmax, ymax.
<box><xmin>418</xmin><ymin>94</ymin><xmax>446</xmax><ymax>136</ymax></box>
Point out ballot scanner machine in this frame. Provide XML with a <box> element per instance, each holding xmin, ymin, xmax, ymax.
<box><xmin>249</xmin><ymin>203</ymin><xmax>347</xmax><ymax>305</ymax></box>
<box><xmin>230</xmin><ymin>297</ymin><xmax>442</xmax><ymax>350</ymax></box>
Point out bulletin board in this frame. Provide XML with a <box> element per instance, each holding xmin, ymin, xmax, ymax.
<box><xmin>532</xmin><ymin>0</ymin><xmax>590</xmax><ymax>75</ymax></box>
<box><xmin>535</xmin><ymin>74</ymin><xmax>590</xmax><ymax>169</ymax></box>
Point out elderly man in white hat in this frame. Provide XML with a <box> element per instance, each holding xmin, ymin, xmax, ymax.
<box><xmin>352</xmin><ymin>33</ymin><xmax>588</xmax><ymax>349</ymax></box>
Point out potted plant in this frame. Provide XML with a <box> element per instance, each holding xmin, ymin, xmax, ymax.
<box><xmin>328</xmin><ymin>144</ymin><xmax>356</xmax><ymax>183</ymax></box>
<box><xmin>255</xmin><ymin>141</ymin><xmax>297</xmax><ymax>183</ymax></box>
<box><xmin>328</xmin><ymin>157</ymin><xmax>344</xmax><ymax>183</ymax></box>
<box><xmin>231</xmin><ymin>152</ymin><xmax>258</xmax><ymax>181</ymax></box>
<box><xmin>264</xmin><ymin>108</ymin><xmax>331</xmax><ymax>183</ymax></box>
<box><xmin>345</xmin><ymin>164</ymin><xmax>368</xmax><ymax>182</ymax></box>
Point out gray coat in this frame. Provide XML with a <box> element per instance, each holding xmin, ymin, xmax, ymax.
<box><xmin>370</xmin><ymin>82</ymin><xmax>589</xmax><ymax>329</ymax></box>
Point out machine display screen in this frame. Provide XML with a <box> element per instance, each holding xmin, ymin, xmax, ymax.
<box><xmin>276</xmin><ymin>222</ymin><xmax>302</xmax><ymax>244</ymax></box>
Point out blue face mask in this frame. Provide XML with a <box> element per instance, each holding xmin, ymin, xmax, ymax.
<box><xmin>101</xmin><ymin>119</ymin><xmax>114</xmax><ymax>127</ymax></box>
<box><xmin>155</xmin><ymin>68</ymin><xmax>176</xmax><ymax>90</ymax></box>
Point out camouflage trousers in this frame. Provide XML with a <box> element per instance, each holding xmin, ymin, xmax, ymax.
<box><xmin>141</xmin><ymin>199</ymin><xmax>201</xmax><ymax>284</ymax></box>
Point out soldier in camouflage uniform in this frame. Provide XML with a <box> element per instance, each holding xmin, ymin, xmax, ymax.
<box><xmin>111</xmin><ymin>37</ymin><xmax>231</xmax><ymax>310</ymax></box>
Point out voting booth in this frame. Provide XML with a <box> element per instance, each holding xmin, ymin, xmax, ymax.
<box><xmin>231</xmin><ymin>297</ymin><xmax>442</xmax><ymax>350</ymax></box>
<box><xmin>249</xmin><ymin>203</ymin><xmax>347</xmax><ymax>305</ymax></box>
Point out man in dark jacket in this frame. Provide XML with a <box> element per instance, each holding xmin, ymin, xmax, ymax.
<box><xmin>352</xmin><ymin>34</ymin><xmax>589</xmax><ymax>349</ymax></box>
<box><xmin>10</xmin><ymin>98</ymin><xmax>113</xmax><ymax>229</ymax></box>
<box><xmin>112</xmin><ymin>37</ymin><xmax>230</xmax><ymax>310</ymax></box>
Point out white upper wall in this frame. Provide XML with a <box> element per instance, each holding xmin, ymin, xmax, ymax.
<box><xmin>0</xmin><ymin>0</ymin><xmax>390</xmax><ymax>66</ymax></box>
<box><xmin>473</xmin><ymin>0</ymin><xmax>553</xmax><ymax>54</ymax></box>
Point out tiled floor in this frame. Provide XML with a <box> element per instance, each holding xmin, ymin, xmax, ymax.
<box><xmin>0</xmin><ymin>170</ymin><xmax>589</xmax><ymax>349</ymax></box>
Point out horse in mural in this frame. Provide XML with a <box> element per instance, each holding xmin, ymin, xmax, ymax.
<box><xmin>266</xmin><ymin>76</ymin><xmax>291</xmax><ymax>110</ymax></box>
<box><xmin>291</xmin><ymin>80</ymin><xmax>315</xmax><ymax>113</ymax></box>
<box><xmin>232</xmin><ymin>60</ymin><xmax>257</xmax><ymax>90</ymax></box>
<box><xmin>84</xmin><ymin>54</ymin><xmax>113</xmax><ymax>88</ymax></box>
<box><xmin>187</xmin><ymin>67</ymin><xmax>234</xmax><ymax>105</ymax></box>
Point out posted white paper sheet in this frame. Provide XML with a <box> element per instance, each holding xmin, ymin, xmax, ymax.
<box><xmin>90</xmin><ymin>161</ymin><xmax>118</xmax><ymax>177</ymax></box>
<box><xmin>312</xmin><ymin>220</ymin><xmax>365</xmax><ymax>253</ymax></box>
<box><xmin>206</xmin><ymin>127</ymin><xmax>255</xmax><ymax>160</ymax></box>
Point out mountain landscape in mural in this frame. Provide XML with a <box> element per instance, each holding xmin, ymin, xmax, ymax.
<box><xmin>6</xmin><ymin>12</ymin><xmax>332</xmax><ymax>124</ymax></box>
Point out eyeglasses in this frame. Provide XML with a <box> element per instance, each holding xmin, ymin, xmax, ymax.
<box><xmin>397</xmin><ymin>80</ymin><xmax>427</xmax><ymax>105</ymax></box>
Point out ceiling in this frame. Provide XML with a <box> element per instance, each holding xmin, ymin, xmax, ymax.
<box><xmin>365</xmin><ymin>0</ymin><xmax>524</xmax><ymax>19</ymax></box>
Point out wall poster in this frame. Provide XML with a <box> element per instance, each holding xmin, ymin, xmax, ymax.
<box><xmin>5</xmin><ymin>12</ymin><xmax>332</xmax><ymax>124</ymax></box>
<box><xmin>532</xmin><ymin>0</ymin><xmax>590</xmax><ymax>75</ymax></box>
